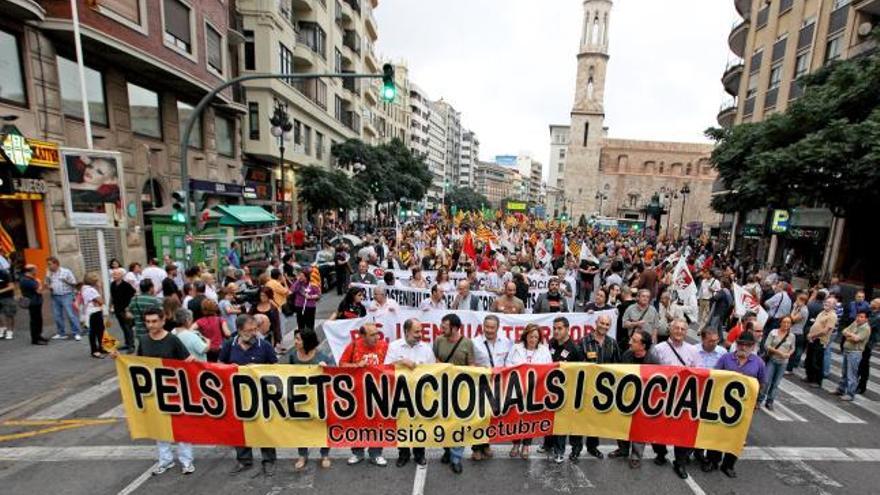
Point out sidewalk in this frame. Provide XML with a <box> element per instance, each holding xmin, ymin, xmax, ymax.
<box><xmin>0</xmin><ymin>292</ymin><xmax>344</xmax><ymax>418</ymax></box>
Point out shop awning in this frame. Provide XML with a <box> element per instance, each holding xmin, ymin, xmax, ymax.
<box><xmin>213</xmin><ymin>205</ymin><xmax>278</xmax><ymax>226</ymax></box>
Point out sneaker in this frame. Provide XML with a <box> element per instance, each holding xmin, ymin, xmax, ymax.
<box><xmin>765</xmin><ymin>402</ymin><xmax>774</xmax><ymax>411</ymax></box>
<box><xmin>370</xmin><ymin>456</ymin><xmax>387</xmax><ymax>467</ymax></box>
<box><xmin>347</xmin><ymin>455</ymin><xmax>364</xmax><ymax>465</ymax></box>
<box><xmin>182</xmin><ymin>464</ymin><xmax>195</xmax><ymax>475</ymax></box>
<box><xmin>152</xmin><ymin>462</ymin><xmax>175</xmax><ymax>475</ymax></box>
<box><xmin>554</xmin><ymin>454</ymin><xmax>565</xmax><ymax>464</ymax></box>
<box><xmin>74</xmin><ymin>334</ymin><xmax>82</xmax><ymax>341</ymax></box>
<box><xmin>4</xmin><ymin>331</ymin><xmax>12</xmax><ymax>340</ymax></box>
<box><xmin>536</xmin><ymin>445</ymin><xmax>549</xmax><ymax>455</ymax></box>
<box><xmin>840</xmin><ymin>396</ymin><xmax>854</xmax><ymax>402</ymax></box>
<box><xmin>51</xmin><ymin>335</ymin><xmax>66</xmax><ymax>340</ymax></box>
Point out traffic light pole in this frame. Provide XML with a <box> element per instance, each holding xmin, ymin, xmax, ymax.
<box><xmin>179</xmin><ymin>70</ymin><xmax>390</xmax><ymax>263</ymax></box>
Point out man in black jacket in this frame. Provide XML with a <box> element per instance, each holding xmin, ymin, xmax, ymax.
<box><xmin>579</xmin><ymin>314</ymin><xmax>620</xmax><ymax>460</ymax></box>
<box><xmin>547</xmin><ymin>317</ymin><xmax>585</xmax><ymax>464</ymax></box>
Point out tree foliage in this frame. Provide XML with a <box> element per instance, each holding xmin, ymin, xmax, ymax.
<box><xmin>330</xmin><ymin>138</ymin><xmax>432</xmax><ymax>206</ymax></box>
<box><xmin>296</xmin><ymin>165</ymin><xmax>366</xmax><ymax>211</ymax></box>
<box><xmin>705</xmin><ymin>32</ymin><xmax>880</xmax><ymax>216</ymax></box>
<box><xmin>446</xmin><ymin>186</ymin><xmax>489</xmax><ymax>212</ymax></box>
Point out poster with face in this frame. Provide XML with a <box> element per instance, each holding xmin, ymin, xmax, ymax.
<box><xmin>60</xmin><ymin>148</ymin><xmax>125</xmax><ymax>227</ymax></box>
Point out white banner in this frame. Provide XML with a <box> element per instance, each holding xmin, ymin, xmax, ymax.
<box><xmin>733</xmin><ymin>283</ymin><xmax>769</xmax><ymax>327</ymax></box>
<box><xmin>671</xmin><ymin>253</ymin><xmax>699</xmax><ymax>321</ymax></box>
<box><xmin>322</xmin><ymin>309</ymin><xmax>619</xmax><ymax>363</ymax></box>
<box><xmin>369</xmin><ymin>267</ymin><xmax>575</xmax><ymax>295</ymax></box>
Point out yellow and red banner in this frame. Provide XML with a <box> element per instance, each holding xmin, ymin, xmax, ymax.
<box><xmin>115</xmin><ymin>357</ymin><xmax>757</xmax><ymax>454</ymax></box>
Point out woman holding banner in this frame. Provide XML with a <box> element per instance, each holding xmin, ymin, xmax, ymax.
<box><xmin>505</xmin><ymin>324</ymin><xmax>552</xmax><ymax>459</ymax></box>
<box><xmin>329</xmin><ymin>287</ymin><xmax>367</xmax><ymax>321</ymax></box>
<box><xmin>290</xmin><ymin>329</ymin><xmax>335</xmax><ymax>470</ymax></box>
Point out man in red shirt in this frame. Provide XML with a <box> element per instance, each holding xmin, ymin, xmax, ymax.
<box><xmin>293</xmin><ymin>224</ymin><xmax>306</xmax><ymax>249</ymax></box>
<box><xmin>339</xmin><ymin>323</ymin><xmax>389</xmax><ymax>467</ymax></box>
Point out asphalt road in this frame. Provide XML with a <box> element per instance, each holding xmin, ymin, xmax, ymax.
<box><xmin>2</xmin><ymin>295</ymin><xmax>880</xmax><ymax>494</ymax></box>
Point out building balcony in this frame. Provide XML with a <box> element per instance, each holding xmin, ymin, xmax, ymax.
<box><xmin>0</xmin><ymin>0</ymin><xmax>45</xmax><ymax>21</ymax></box>
<box><xmin>722</xmin><ymin>61</ymin><xmax>744</xmax><ymax>96</ymax></box>
<box><xmin>293</xmin><ymin>43</ymin><xmax>318</xmax><ymax>68</ymax></box>
<box><xmin>734</xmin><ymin>0</ymin><xmax>750</xmax><ymax>18</ymax></box>
<box><xmin>343</xmin><ymin>30</ymin><xmax>362</xmax><ymax>55</ymax></box>
<box><xmin>856</xmin><ymin>0</ymin><xmax>880</xmax><ymax>15</ymax></box>
<box><xmin>364</xmin><ymin>6</ymin><xmax>378</xmax><ymax>41</ymax></box>
<box><xmin>292</xmin><ymin>0</ymin><xmax>315</xmax><ymax>13</ymax></box>
<box><xmin>717</xmin><ymin>99</ymin><xmax>737</xmax><ymax>128</ymax></box>
<box><xmin>335</xmin><ymin>0</ymin><xmax>353</xmax><ymax>27</ymax></box>
<box><xmin>363</xmin><ymin>84</ymin><xmax>377</xmax><ymax>104</ymax></box>
<box><xmin>364</xmin><ymin>44</ymin><xmax>379</xmax><ymax>72</ymax></box>
<box><xmin>728</xmin><ymin>19</ymin><xmax>750</xmax><ymax>58</ymax></box>
<box><xmin>342</xmin><ymin>72</ymin><xmax>360</xmax><ymax>96</ymax></box>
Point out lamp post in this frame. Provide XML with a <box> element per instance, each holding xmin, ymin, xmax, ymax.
<box><xmin>595</xmin><ymin>191</ymin><xmax>607</xmax><ymax>216</ymax></box>
<box><xmin>678</xmin><ymin>183</ymin><xmax>691</xmax><ymax>239</ymax></box>
<box><xmin>269</xmin><ymin>104</ymin><xmax>293</xmax><ymax>230</ymax></box>
<box><xmin>661</xmin><ymin>187</ymin><xmax>679</xmax><ymax>238</ymax></box>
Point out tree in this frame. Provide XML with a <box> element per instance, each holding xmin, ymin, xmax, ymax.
<box><xmin>445</xmin><ymin>186</ymin><xmax>489</xmax><ymax>212</ymax></box>
<box><xmin>296</xmin><ymin>165</ymin><xmax>366</xmax><ymax>212</ymax></box>
<box><xmin>705</xmin><ymin>30</ymin><xmax>880</xmax><ymax>217</ymax></box>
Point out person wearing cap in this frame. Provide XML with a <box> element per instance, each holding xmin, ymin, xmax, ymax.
<box><xmin>703</xmin><ymin>331</ymin><xmax>766</xmax><ymax>478</ymax></box>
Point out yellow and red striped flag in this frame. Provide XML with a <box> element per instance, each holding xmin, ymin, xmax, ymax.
<box><xmin>475</xmin><ymin>225</ymin><xmax>497</xmax><ymax>243</ymax></box>
<box><xmin>0</xmin><ymin>223</ymin><xmax>15</xmax><ymax>256</ymax></box>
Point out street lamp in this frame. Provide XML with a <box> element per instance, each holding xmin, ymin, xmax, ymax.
<box><xmin>660</xmin><ymin>187</ymin><xmax>679</xmax><ymax>238</ymax></box>
<box><xmin>270</xmin><ymin>104</ymin><xmax>293</xmax><ymax>251</ymax></box>
<box><xmin>678</xmin><ymin>183</ymin><xmax>691</xmax><ymax>239</ymax></box>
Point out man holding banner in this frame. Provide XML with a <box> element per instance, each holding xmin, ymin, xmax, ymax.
<box><xmin>547</xmin><ymin>316</ymin><xmax>586</xmax><ymax>464</ymax></box>
<box><xmin>471</xmin><ymin>314</ymin><xmax>512</xmax><ymax>461</ymax></box>
<box><xmin>434</xmin><ymin>314</ymin><xmax>475</xmax><ymax>474</ymax></box>
<box><xmin>340</xmin><ymin>323</ymin><xmax>389</xmax><ymax>467</ymax></box>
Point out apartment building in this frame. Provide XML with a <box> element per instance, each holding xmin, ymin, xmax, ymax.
<box><xmin>426</xmin><ymin>99</ymin><xmax>448</xmax><ymax>208</ymax></box>
<box><xmin>0</xmin><ymin>0</ymin><xmax>245</xmax><ymax>276</ymax></box>
<box><xmin>548</xmin><ymin>124</ymin><xmax>570</xmax><ymax>191</ymax></box>
<box><xmin>459</xmin><ymin>129</ymin><xmax>480</xmax><ymax>189</ymax></box>
<box><xmin>474</xmin><ymin>160</ymin><xmax>517</xmax><ymax>209</ymax></box>
<box><xmin>432</xmin><ymin>99</ymin><xmax>461</xmax><ymax>190</ymax></box>
<box><xmin>717</xmin><ymin>0</ymin><xmax>879</xmax><ymax>276</ymax></box>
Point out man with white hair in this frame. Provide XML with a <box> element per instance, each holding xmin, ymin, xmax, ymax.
<box><xmin>804</xmin><ymin>296</ymin><xmax>838</xmax><ymax>388</ymax></box>
<box><xmin>450</xmin><ymin>280</ymin><xmax>480</xmax><ymax>310</ymax></box>
<box><xmin>253</xmin><ymin>314</ymin><xmax>271</xmax><ymax>340</ymax></box>
<box><xmin>368</xmin><ymin>285</ymin><xmax>400</xmax><ymax>316</ymax></box>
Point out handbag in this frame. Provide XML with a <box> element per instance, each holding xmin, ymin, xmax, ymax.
<box><xmin>763</xmin><ymin>332</ymin><xmax>789</xmax><ymax>363</ymax></box>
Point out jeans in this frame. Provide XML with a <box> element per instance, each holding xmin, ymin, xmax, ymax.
<box><xmin>837</xmin><ymin>350</ymin><xmax>862</xmax><ymax>398</ymax></box>
<box><xmin>858</xmin><ymin>341</ymin><xmax>875</xmax><ymax>392</ymax></box>
<box><xmin>157</xmin><ymin>441</ymin><xmax>193</xmax><ymax>467</ymax></box>
<box><xmin>759</xmin><ymin>360</ymin><xmax>786</xmax><ymax>405</ymax></box>
<box><xmin>297</xmin><ymin>447</ymin><xmax>330</xmax><ymax>458</ymax></box>
<box><xmin>443</xmin><ymin>447</ymin><xmax>464</xmax><ymax>465</ymax></box>
<box><xmin>824</xmin><ymin>341</ymin><xmax>834</xmax><ymax>377</ymax></box>
<box><xmin>786</xmin><ymin>333</ymin><xmax>807</xmax><ymax>372</ymax></box>
<box><xmin>351</xmin><ymin>447</ymin><xmax>382</xmax><ymax>459</ymax></box>
<box><xmin>51</xmin><ymin>293</ymin><xmax>81</xmax><ymax>337</ymax></box>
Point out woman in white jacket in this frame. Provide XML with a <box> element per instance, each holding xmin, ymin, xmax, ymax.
<box><xmin>505</xmin><ymin>323</ymin><xmax>552</xmax><ymax>459</ymax></box>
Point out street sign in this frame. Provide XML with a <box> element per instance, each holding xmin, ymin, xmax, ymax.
<box><xmin>771</xmin><ymin>209</ymin><xmax>790</xmax><ymax>233</ymax></box>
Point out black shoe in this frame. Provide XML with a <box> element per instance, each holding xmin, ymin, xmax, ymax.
<box><xmin>451</xmin><ymin>463</ymin><xmax>463</xmax><ymax>474</ymax></box>
<box><xmin>568</xmin><ymin>452</ymin><xmax>580</xmax><ymax>463</ymax></box>
<box><xmin>262</xmin><ymin>462</ymin><xmax>276</xmax><ymax>477</ymax></box>
<box><xmin>856</xmin><ymin>388</ymin><xmax>867</xmax><ymax>395</ymax></box>
<box><xmin>654</xmin><ymin>455</ymin><xmax>668</xmax><ymax>466</ymax></box>
<box><xmin>415</xmin><ymin>457</ymin><xmax>427</xmax><ymax>466</ymax></box>
<box><xmin>440</xmin><ymin>450</ymin><xmax>450</xmax><ymax>464</ymax></box>
<box><xmin>700</xmin><ymin>461</ymin><xmax>717</xmax><ymax>473</ymax></box>
<box><xmin>396</xmin><ymin>456</ymin><xmax>410</xmax><ymax>468</ymax></box>
<box><xmin>229</xmin><ymin>463</ymin><xmax>253</xmax><ymax>475</ymax></box>
<box><xmin>32</xmin><ymin>340</ymin><xmax>49</xmax><ymax>345</ymax></box>
<box><xmin>720</xmin><ymin>466</ymin><xmax>737</xmax><ymax>478</ymax></box>
<box><xmin>607</xmin><ymin>449</ymin><xmax>628</xmax><ymax>459</ymax></box>
<box><xmin>587</xmin><ymin>448</ymin><xmax>604</xmax><ymax>460</ymax></box>
<box><xmin>673</xmin><ymin>462</ymin><xmax>689</xmax><ymax>479</ymax></box>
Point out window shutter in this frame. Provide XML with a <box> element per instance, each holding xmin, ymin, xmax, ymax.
<box><xmin>164</xmin><ymin>0</ymin><xmax>191</xmax><ymax>44</ymax></box>
<box><xmin>207</xmin><ymin>26</ymin><xmax>222</xmax><ymax>71</ymax></box>
<box><xmin>98</xmin><ymin>0</ymin><xmax>140</xmax><ymax>23</ymax></box>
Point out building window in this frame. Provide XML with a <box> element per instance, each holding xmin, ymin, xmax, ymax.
<box><xmin>279</xmin><ymin>42</ymin><xmax>293</xmax><ymax>84</ymax></box>
<box><xmin>248</xmin><ymin>102</ymin><xmax>259</xmax><ymax>140</ymax></box>
<box><xmin>0</xmin><ymin>30</ymin><xmax>27</xmax><ymax>106</ymax></box>
<box><xmin>746</xmin><ymin>72</ymin><xmax>759</xmax><ymax>98</ymax></box>
<box><xmin>582</xmin><ymin>122</ymin><xmax>589</xmax><ymax>146</ymax></box>
<box><xmin>335</xmin><ymin>95</ymin><xmax>344</xmax><ymax>121</ymax></box>
<box><xmin>558</xmin><ymin>149</ymin><xmax>566</xmax><ymax>159</ymax></box>
<box><xmin>768</xmin><ymin>63</ymin><xmax>783</xmax><ymax>90</ymax></box>
<box><xmin>215</xmin><ymin>115</ymin><xmax>234</xmax><ymax>157</ymax></box>
<box><xmin>57</xmin><ymin>56</ymin><xmax>108</xmax><ymax>125</ymax></box>
<box><xmin>794</xmin><ymin>51</ymin><xmax>810</xmax><ymax>78</ymax></box>
<box><xmin>658</xmin><ymin>163</ymin><xmax>664</xmax><ymax>174</ymax></box>
<box><xmin>127</xmin><ymin>82</ymin><xmax>162</xmax><ymax>138</ymax></box>
<box><xmin>163</xmin><ymin>0</ymin><xmax>193</xmax><ymax>54</ymax></box>
<box><xmin>685</xmin><ymin>163</ymin><xmax>692</xmax><ymax>176</ymax></box>
<box><xmin>205</xmin><ymin>23</ymin><xmax>223</xmax><ymax>75</ymax></box>
<box><xmin>293</xmin><ymin>119</ymin><xmax>302</xmax><ymax>146</ymax></box>
<box><xmin>92</xmin><ymin>0</ymin><xmax>145</xmax><ymax>30</ymax></box>
<box><xmin>303</xmin><ymin>125</ymin><xmax>312</xmax><ymax>155</ymax></box>
<box><xmin>334</xmin><ymin>48</ymin><xmax>343</xmax><ymax>72</ymax></box>
<box><xmin>244</xmin><ymin>30</ymin><xmax>255</xmax><ymax>70</ymax></box>
<box><xmin>316</xmin><ymin>131</ymin><xmax>324</xmax><ymax>160</ymax></box>
<box><xmin>177</xmin><ymin>101</ymin><xmax>202</xmax><ymax>148</ymax></box>
<box><xmin>627</xmin><ymin>193</ymin><xmax>639</xmax><ymax>208</ymax></box>
<box><xmin>825</xmin><ymin>36</ymin><xmax>843</xmax><ymax>63</ymax></box>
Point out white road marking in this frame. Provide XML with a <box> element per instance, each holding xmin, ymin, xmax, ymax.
<box><xmin>411</xmin><ymin>464</ymin><xmax>428</xmax><ymax>495</ymax></box>
<box><xmin>29</xmin><ymin>377</ymin><xmax>119</xmax><ymax>420</ymax></box>
<box><xmin>778</xmin><ymin>380</ymin><xmax>865</xmax><ymax>423</ymax></box>
<box><xmin>569</xmin><ymin>463</ymin><xmax>595</xmax><ymax>488</ymax></box>
<box><xmin>99</xmin><ymin>404</ymin><xmax>126</xmax><ymax>419</ymax></box>
<box><xmin>116</xmin><ymin>462</ymin><xmax>158</xmax><ymax>495</ymax></box>
<box><xmin>683</xmin><ymin>475</ymin><xmax>707</xmax><ymax>495</ymax></box>
<box><xmin>789</xmin><ymin>460</ymin><xmax>843</xmax><ymax>487</ymax></box>
<box><xmin>760</xmin><ymin>402</ymin><xmax>807</xmax><ymax>422</ymax></box>
<box><xmin>790</xmin><ymin>367</ymin><xmax>880</xmax><ymax>418</ymax></box>
<box><xmin>826</xmin><ymin>360</ymin><xmax>880</xmax><ymax>395</ymax></box>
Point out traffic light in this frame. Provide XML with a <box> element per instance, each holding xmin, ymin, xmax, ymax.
<box><xmin>171</xmin><ymin>190</ymin><xmax>186</xmax><ymax>224</ymax></box>
<box><xmin>381</xmin><ymin>64</ymin><xmax>396</xmax><ymax>102</ymax></box>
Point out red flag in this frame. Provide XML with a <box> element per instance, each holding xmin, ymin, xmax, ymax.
<box><xmin>463</xmin><ymin>231</ymin><xmax>477</xmax><ymax>261</ymax></box>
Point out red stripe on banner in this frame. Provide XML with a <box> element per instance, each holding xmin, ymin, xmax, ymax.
<box><xmin>487</xmin><ymin>363</ymin><xmax>558</xmax><ymax>443</ymax></box>
<box><xmin>323</xmin><ymin>365</ymin><xmax>398</xmax><ymax>448</ymax></box>
<box><xmin>628</xmin><ymin>365</ymin><xmax>711</xmax><ymax>448</ymax></box>
<box><xmin>163</xmin><ymin>360</ymin><xmax>247</xmax><ymax>446</ymax></box>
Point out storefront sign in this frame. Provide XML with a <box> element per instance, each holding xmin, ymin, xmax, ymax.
<box><xmin>786</xmin><ymin>227</ymin><xmax>825</xmax><ymax>241</ymax></box>
<box><xmin>189</xmin><ymin>179</ymin><xmax>243</xmax><ymax>197</ymax></box>
<box><xmin>0</xmin><ymin>126</ymin><xmax>59</xmax><ymax>173</ymax></box>
<box><xmin>12</xmin><ymin>178</ymin><xmax>47</xmax><ymax>194</ymax></box>
<box><xmin>60</xmin><ymin>148</ymin><xmax>126</xmax><ymax>227</ymax></box>
<box><xmin>27</xmin><ymin>139</ymin><xmax>61</xmax><ymax>168</ymax></box>
<box><xmin>1</xmin><ymin>132</ymin><xmax>33</xmax><ymax>173</ymax></box>
<box><xmin>506</xmin><ymin>201</ymin><xmax>526</xmax><ymax>212</ymax></box>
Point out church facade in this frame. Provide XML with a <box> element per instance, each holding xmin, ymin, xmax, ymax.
<box><xmin>556</xmin><ymin>0</ymin><xmax>720</xmax><ymax>236</ymax></box>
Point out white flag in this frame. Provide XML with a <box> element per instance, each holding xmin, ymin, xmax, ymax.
<box><xmin>733</xmin><ymin>283</ymin><xmax>769</xmax><ymax>327</ymax></box>
<box><xmin>671</xmin><ymin>254</ymin><xmax>698</xmax><ymax>321</ymax></box>
<box><xmin>535</xmin><ymin>243</ymin><xmax>552</xmax><ymax>267</ymax></box>
<box><xmin>579</xmin><ymin>241</ymin><xmax>598</xmax><ymax>264</ymax></box>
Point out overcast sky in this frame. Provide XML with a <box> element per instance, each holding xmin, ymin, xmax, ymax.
<box><xmin>374</xmin><ymin>0</ymin><xmax>740</xmax><ymax>181</ymax></box>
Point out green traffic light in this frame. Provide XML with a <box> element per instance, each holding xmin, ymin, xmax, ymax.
<box><xmin>381</xmin><ymin>84</ymin><xmax>396</xmax><ymax>102</ymax></box>
<box><xmin>381</xmin><ymin>63</ymin><xmax>396</xmax><ymax>102</ymax></box>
